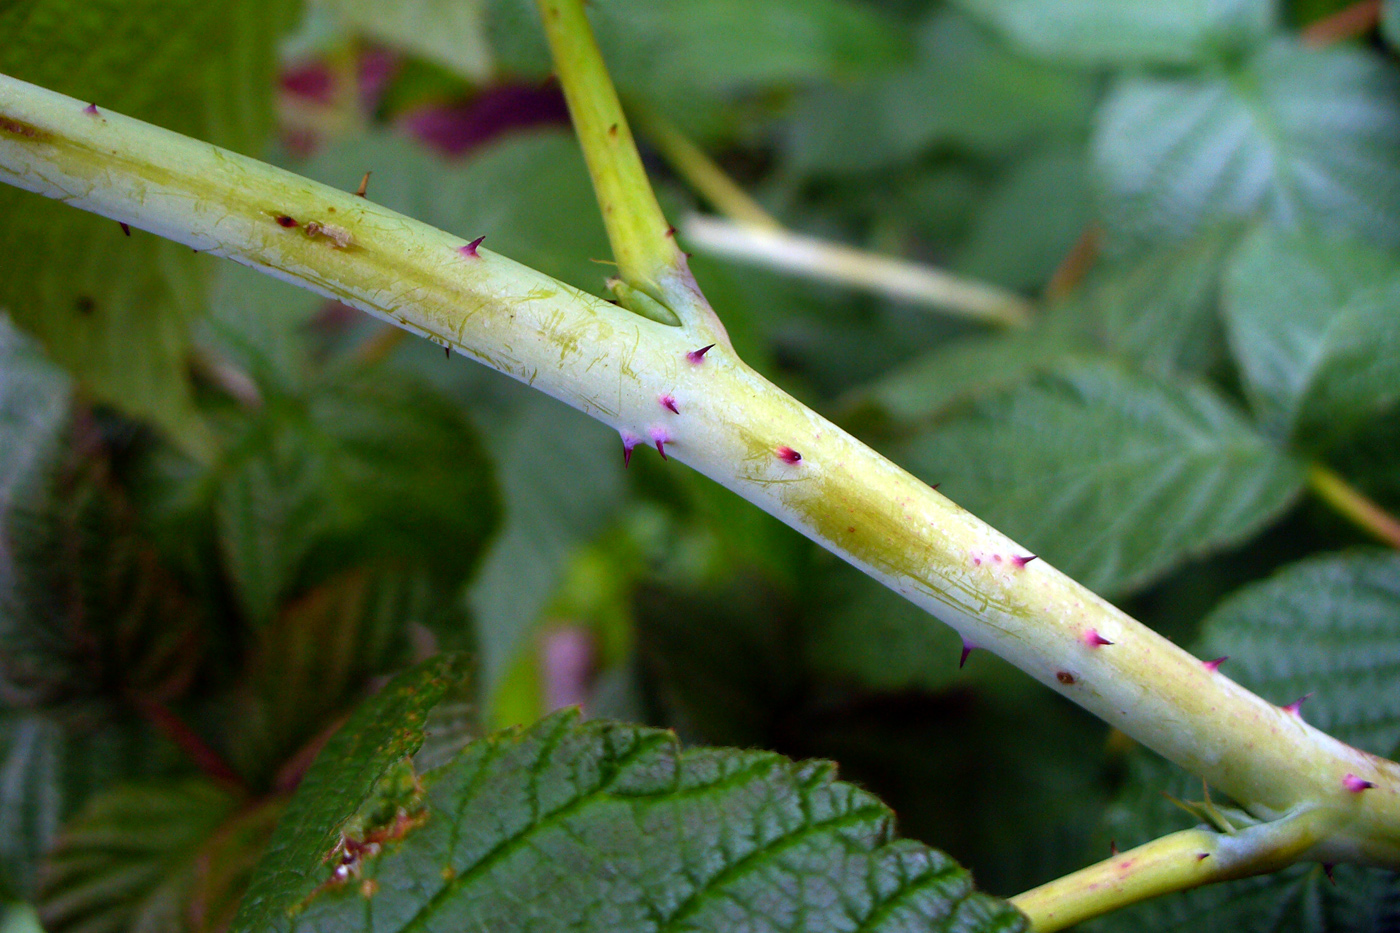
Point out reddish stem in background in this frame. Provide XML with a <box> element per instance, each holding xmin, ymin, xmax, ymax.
<box><xmin>1045</xmin><ymin>225</ymin><xmax>1101</xmax><ymax>302</ymax></box>
<box><xmin>1302</xmin><ymin>0</ymin><xmax>1381</xmax><ymax>45</ymax></box>
<box><xmin>132</xmin><ymin>695</ymin><xmax>246</xmax><ymax>791</ymax></box>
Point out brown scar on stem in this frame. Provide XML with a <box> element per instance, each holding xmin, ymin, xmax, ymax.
<box><xmin>0</xmin><ymin>114</ymin><xmax>49</xmax><ymax>141</ymax></box>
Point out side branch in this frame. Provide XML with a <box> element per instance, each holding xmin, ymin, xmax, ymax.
<box><xmin>3</xmin><ymin>73</ymin><xmax>1400</xmax><ymax>877</ymax></box>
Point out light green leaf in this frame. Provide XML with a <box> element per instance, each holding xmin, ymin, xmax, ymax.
<box><xmin>0</xmin><ymin>0</ymin><xmax>298</xmax><ymax>449</ymax></box>
<box><xmin>35</xmin><ymin>779</ymin><xmax>241</xmax><ymax>933</ymax></box>
<box><xmin>0</xmin><ymin>315</ymin><xmax>68</xmax><ymax>515</ymax></box>
<box><xmin>1076</xmin><ymin>224</ymin><xmax>1241</xmax><ymax>376</ymax></box>
<box><xmin>1093</xmin><ymin>41</ymin><xmax>1400</xmax><ymax>249</ymax></box>
<box><xmin>235</xmin><ymin>706</ymin><xmax>1027</xmax><ymax>933</ymax></box>
<box><xmin>1223</xmin><ymin>225</ymin><xmax>1400</xmax><ymax>448</ymax></box>
<box><xmin>1386</xmin><ymin>0</ymin><xmax>1400</xmax><ymax>49</ymax></box>
<box><xmin>952</xmin><ymin>0</ymin><xmax>1276</xmax><ymax>66</ymax></box>
<box><xmin>325</xmin><ymin>0</ymin><xmax>493</xmax><ymax>83</ymax></box>
<box><xmin>784</xmin><ymin>10</ymin><xmax>1094</xmax><ymax>174</ymax></box>
<box><xmin>896</xmin><ymin>361</ymin><xmax>1304</xmax><ymax>596</ymax></box>
<box><xmin>1198</xmin><ymin>550</ymin><xmax>1400</xmax><ymax>758</ymax></box>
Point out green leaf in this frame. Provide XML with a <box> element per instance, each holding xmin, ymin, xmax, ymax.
<box><xmin>35</xmin><ymin>779</ymin><xmax>241</xmax><ymax>933</ymax></box>
<box><xmin>0</xmin><ymin>713</ymin><xmax>177</xmax><ymax>899</ymax></box>
<box><xmin>783</xmin><ymin>10</ymin><xmax>1094</xmax><ymax>174</ymax></box>
<box><xmin>324</xmin><ymin>0</ymin><xmax>493</xmax><ymax>83</ymax></box>
<box><xmin>236</xmin><ymin>706</ymin><xmax>1027</xmax><ymax>933</ymax></box>
<box><xmin>0</xmin><ymin>0</ymin><xmax>298</xmax><ymax>449</ymax></box>
<box><xmin>1092</xmin><ymin>41</ymin><xmax>1400</xmax><ymax>250</ymax></box>
<box><xmin>1197</xmin><ymin>550</ymin><xmax>1400</xmax><ymax>758</ymax></box>
<box><xmin>1223</xmin><ymin>225</ymin><xmax>1400</xmax><ymax>448</ymax></box>
<box><xmin>195</xmin><ymin>364</ymin><xmax>499</xmax><ymax>628</ymax></box>
<box><xmin>896</xmin><ymin>361</ymin><xmax>1304</xmax><ymax>596</ymax></box>
<box><xmin>952</xmin><ymin>0</ymin><xmax>1276</xmax><ymax>66</ymax></box>
<box><xmin>0</xmin><ymin>316</ymin><xmax>70</xmax><ymax>508</ymax></box>
<box><xmin>233</xmin><ymin>654</ymin><xmax>468</xmax><ymax>927</ymax></box>
<box><xmin>1386</xmin><ymin>0</ymin><xmax>1400</xmax><ymax>49</ymax></box>
<box><xmin>1074</xmin><ymin>224</ymin><xmax>1241</xmax><ymax>376</ymax></box>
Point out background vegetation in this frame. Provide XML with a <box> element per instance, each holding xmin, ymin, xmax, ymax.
<box><xmin>2</xmin><ymin>0</ymin><xmax>1400</xmax><ymax>929</ymax></box>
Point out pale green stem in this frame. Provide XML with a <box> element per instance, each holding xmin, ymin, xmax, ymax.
<box><xmin>4</xmin><ymin>72</ymin><xmax>1400</xmax><ymax>884</ymax></box>
<box><xmin>533</xmin><ymin>0</ymin><xmax>726</xmax><ymax>341</ymax></box>
<box><xmin>681</xmin><ymin>214</ymin><xmax>1035</xmax><ymax>327</ymax></box>
<box><xmin>1308</xmin><ymin>463</ymin><xmax>1400</xmax><ymax>549</ymax></box>
<box><xmin>641</xmin><ymin>112</ymin><xmax>1033</xmax><ymax>327</ymax></box>
<box><xmin>1012</xmin><ymin>810</ymin><xmax>1330</xmax><ymax>931</ymax></box>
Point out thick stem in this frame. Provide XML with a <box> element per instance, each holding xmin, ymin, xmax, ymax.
<box><xmin>4</xmin><ymin>73</ymin><xmax>1400</xmax><ymax>871</ymax></box>
<box><xmin>1012</xmin><ymin>810</ymin><xmax>1330</xmax><ymax>931</ymax></box>
<box><xmin>1308</xmin><ymin>463</ymin><xmax>1400</xmax><ymax>549</ymax></box>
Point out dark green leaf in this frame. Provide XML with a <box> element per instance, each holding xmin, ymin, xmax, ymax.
<box><xmin>896</xmin><ymin>361</ymin><xmax>1304</xmax><ymax>596</ymax></box>
<box><xmin>1223</xmin><ymin>225</ymin><xmax>1400</xmax><ymax>448</ymax></box>
<box><xmin>0</xmin><ymin>713</ymin><xmax>177</xmax><ymax>899</ymax></box>
<box><xmin>35</xmin><ymin>779</ymin><xmax>241</xmax><ymax>933</ymax></box>
<box><xmin>1197</xmin><ymin>550</ymin><xmax>1400</xmax><ymax>758</ymax></box>
<box><xmin>952</xmin><ymin>0</ymin><xmax>1275</xmax><ymax>66</ymax></box>
<box><xmin>784</xmin><ymin>10</ymin><xmax>1094</xmax><ymax>174</ymax></box>
<box><xmin>233</xmin><ymin>654</ymin><xmax>468</xmax><ymax>927</ymax></box>
<box><xmin>0</xmin><ymin>0</ymin><xmax>298</xmax><ymax>448</ymax></box>
<box><xmin>236</xmin><ymin>707</ymin><xmax>1027</xmax><ymax>933</ymax></box>
<box><xmin>0</xmin><ymin>316</ymin><xmax>69</xmax><ymax>509</ymax></box>
<box><xmin>1386</xmin><ymin>0</ymin><xmax>1400</xmax><ymax>49</ymax></box>
<box><xmin>324</xmin><ymin>0</ymin><xmax>492</xmax><ymax>83</ymax></box>
<box><xmin>197</xmin><ymin>364</ymin><xmax>498</xmax><ymax>627</ymax></box>
<box><xmin>1092</xmin><ymin>41</ymin><xmax>1400</xmax><ymax>250</ymax></box>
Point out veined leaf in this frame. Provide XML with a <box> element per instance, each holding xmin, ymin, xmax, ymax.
<box><xmin>952</xmin><ymin>0</ymin><xmax>1275</xmax><ymax>66</ymax></box>
<box><xmin>1197</xmin><ymin>550</ymin><xmax>1400</xmax><ymax>758</ymax></box>
<box><xmin>1093</xmin><ymin>41</ymin><xmax>1400</xmax><ymax>249</ymax></box>
<box><xmin>1223</xmin><ymin>225</ymin><xmax>1400</xmax><ymax>448</ymax></box>
<box><xmin>235</xmin><ymin>688</ymin><xmax>1026</xmax><ymax>932</ymax></box>
<box><xmin>896</xmin><ymin>360</ymin><xmax>1304</xmax><ymax>596</ymax></box>
<box><xmin>0</xmin><ymin>0</ymin><xmax>299</xmax><ymax>448</ymax></box>
<box><xmin>324</xmin><ymin>0</ymin><xmax>493</xmax><ymax>83</ymax></box>
<box><xmin>35</xmin><ymin>779</ymin><xmax>241</xmax><ymax>933</ymax></box>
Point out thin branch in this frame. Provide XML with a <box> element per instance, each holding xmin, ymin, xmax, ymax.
<box><xmin>1301</xmin><ymin>0</ymin><xmax>1382</xmax><ymax>45</ymax></box>
<box><xmin>681</xmin><ymin>214</ymin><xmax>1035</xmax><ymax>327</ymax></box>
<box><xmin>1012</xmin><ymin>812</ymin><xmax>1328</xmax><ymax>932</ymax></box>
<box><xmin>1308</xmin><ymin>463</ymin><xmax>1400</xmax><ymax>549</ymax></box>
<box><xmin>132</xmin><ymin>695</ymin><xmax>246</xmax><ymax>791</ymax></box>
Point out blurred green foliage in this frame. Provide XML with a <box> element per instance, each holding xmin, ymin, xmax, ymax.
<box><xmin>2</xmin><ymin>0</ymin><xmax>1400</xmax><ymax>929</ymax></box>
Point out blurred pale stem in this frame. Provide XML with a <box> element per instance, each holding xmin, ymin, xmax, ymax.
<box><xmin>681</xmin><ymin>214</ymin><xmax>1035</xmax><ymax>327</ymax></box>
<box><xmin>1308</xmin><ymin>463</ymin><xmax>1400</xmax><ymax>548</ymax></box>
<box><xmin>636</xmin><ymin>109</ymin><xmax>782</xmax><ymax>230</ymax></box>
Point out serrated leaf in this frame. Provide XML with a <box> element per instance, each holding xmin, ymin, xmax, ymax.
<box><xmin>784</xmin><ymin>10</ymin><xmax>1094</xmax><ymax>174</ymax></box>
<box><xmin>0</xmin><ymin>713</ymin><xmax>177</xmax><ymax>899</ymax></box>
<box><xmin>1223</xmin><ymin>225</ymin><xmax>1400</xmax><ymax>448</ymax></box>
<box><xmin>195</xmin><ymin>364</ymin><xmax>498</xmax><ymax>628</ymax></box>
<box><xmin>1196</xmin><ymin>550</ymin><xmax>1400</xmax><ymax>758</ymax></box>
<box><xmin>236</xmin><ymin>705</ymin><xmax>1026</xmax><ymax>933</ymax></box>
<box><xmin>233</xmin><ymin>654</ymin><xmax>467</xmax><ymax>926</ymax></box>
<box><xmin>0</xmin><ymin>0</ymin><xmax>298</xmax><ymax>448</ymax></box>
<box><xmin>1092</xmin><ymin>41</ymin><xmax>1400</xmax><ymax>250</ymax></box>
<box><xmin>35</xmin><ymin>779</ymin><xmax>241</xmax><ymax>933</ymax></box>
<box><xmin>952</xmin><ymin>0</ymin><xmax>1276</xmax><ymax>66</ymax></box>
<box><xmin>896</xmin><ymin>361</ymin><xmax>1304</xmax><ymax>596</ymax></box>
<box><xmin>1076</xmin><ymin>224</ymin><xmax>1241</xmax><ymax>376</ymax></box>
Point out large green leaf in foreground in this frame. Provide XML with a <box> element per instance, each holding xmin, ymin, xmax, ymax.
<box><xmin>898</xmin><ymin>361</ymin><xmax>1303</xmax><ymax>597</ymax></box>
<box><xmin>235</xmin><ymin>659</ymin><xmax>1025</xmax><ymax>933</ymax></box>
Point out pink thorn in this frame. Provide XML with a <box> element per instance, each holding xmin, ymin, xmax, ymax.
<box><xmin>659</xmin><ymin>394</ymin><xmax>678</xmax><ymax>414</ymax></box>
<box><xmin>1282</xmin><ymin>693</ymin><xmax>1314</xmax><ymax>716</ymax></box>
<box><xmin>649</xmin><ymin>427</ymin><xmax>670</xmax><ymax>461</ymax></box>
<box><xmin>83</xmin><ymin>103</ymin><xmax>99</xmax><ymax>116</ymax></box>
<box><xmin>620</xmin><ymin>432</ymin><xmax>639</xmax><ymax>468</ymax></box>
<box><xmin>776</xmin><ymin>446</ymin><xmax>802</xmax><ymax>464</ymax></box>
<box><xmin>458</xmin><ymin>235</ymin><xmax>486</xmax><ymax>258</ymax></box>
<box><xmin>959</xmin><ymin>639</ymin><xmax>977</xmax><ymax>669</ymax></box>
<box><xmin>119</xmin><ymin>222</ymin><xmax>131</xmax><ymax>237</ymax></box>
<box><xmin>1203</xmin><ymin>656</ymin><xmax>1228</xmax><ymax>672</ymax></box>
<box><xmin>1323</xmin><ymin>864</ymin><xmax>1336</xmax><ymax>886</ymax></box>
<box><xmin>1343</xmin><ymin>774</ymin><xmax>1376</xmax><ymax>793</ymax></box>
<box><xmin>1012</xmin><ymin>554</ymin><xmax>1037</xmax><ymax>568</ymax></box>
<box><xmin>1082</xmin><ymin>629</ymin><xmax>1113</xmax><ymax>648</ymax></box>
<box><xmin>1196</xmin><ymin>853</ymin><xmax>1210</xmax><ymax>862</ymax></box>
<box><xmin>686</xmin><ymin>344</ymin><xmax>715</xmax><ymax>364</ymax></box>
